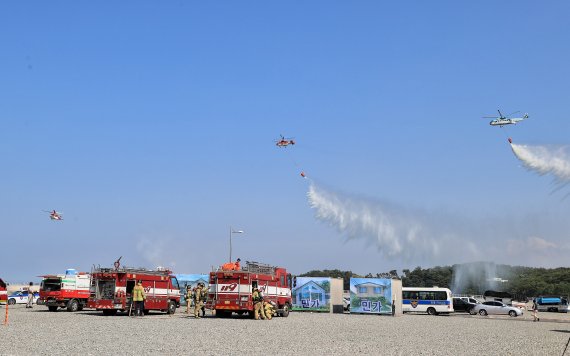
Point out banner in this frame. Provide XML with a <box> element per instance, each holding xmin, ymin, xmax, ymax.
<box><xmin>349</xmin><ymin>278</ymin><xmax>392</xmax><ymax>314</ymax></box>
<box><xmin>291</xmin><ymin>277</ymin><xmax>331</xmax><ymax>312</ymax></box>
<box><xmin>174</xmin><ymin>274</ymin><xmax>209</xmax><ymax>306</ymax></box>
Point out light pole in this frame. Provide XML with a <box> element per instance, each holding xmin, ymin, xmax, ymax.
<box><xmin>229</xmin><ymin>227</ymin><xmax>244</xmax><ymax>262</ymax></box>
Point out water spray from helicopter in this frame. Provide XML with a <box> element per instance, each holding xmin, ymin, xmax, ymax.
<box><xmin>508</xmin><ymin>138</ymin><xmax>570</xmax><ymax>194</ymax></box>
<box><xmin>306</xmin><ymin>182</ymin><xmax>481</xmax><ymax>264</ymax></box>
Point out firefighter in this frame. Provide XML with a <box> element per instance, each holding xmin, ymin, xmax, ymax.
<box><xmin>264</xmin><ymin>300</ymin><xmax>275</xmax><ymax>320</ymax></box>
<box><xmin>26</xmin><ymin>282</ymin><xmax>34</xmax><ymax>309</ymax></box>
<box><xmin>132</xmin><ymin>281</ymin><xmax>146</xmax><ymax>317</ymax></box>
<box><xmin>185</xmin><ymin>285</ymin><xmax>193</xmax><ymax>315</ymax></box>
<box><xmin>252</xmin><ymin>287</ymin><xmax>266</xmax><ymax>320</ymax></box>
<box><xmin>193</xmin><ymin>283</ymin><xmax>207</xmax><ymax>318</ymax></box>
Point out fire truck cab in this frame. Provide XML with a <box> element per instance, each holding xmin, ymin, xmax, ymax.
<box><xmin>0</xmin><ymin>278</ymin><xmax>7</xmax><ymax>304</ymax></box>
<box><xmin>38</xmin><ymin>270</ymin><xmax>90</xmax><ymax>312</ymax></box>
<box><xmin>207</xmin><ymin>261</ymin><xmax>292</xmax><ymax>318</ymax></box>
<box><xmin>88</xmin><ymin>266</ymin><xmax>180</xmax><ymax>316</ymax></box>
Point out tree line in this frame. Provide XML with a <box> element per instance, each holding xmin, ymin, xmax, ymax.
<box><xmin>300</xmin><ymin>264</ymin><xmax>570</xmax><ymax>297</ymax></box>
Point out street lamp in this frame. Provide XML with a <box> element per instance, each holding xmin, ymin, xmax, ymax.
<box><xmin>229</xmin><ymin>227</ymin><xmax>244</xmax><ymax>262</ymax></box>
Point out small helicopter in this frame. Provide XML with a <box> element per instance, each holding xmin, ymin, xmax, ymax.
<box><xmin>44</xmin><ymin>210</ymin><xmax>63</xmax><ymax>220</ymax></box>
<box><xmin>275</xmin><ymin>135</ymin><xmax>295</xmax><ymax>147</ymax></box>
<box><xmin>483</xmin><ymin>110</ymin><xmax>529</xmax><ymax>127</ymax></box>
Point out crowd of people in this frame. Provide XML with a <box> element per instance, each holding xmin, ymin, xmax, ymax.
<box><xmin>185</xmin><ymin>283</ymin><xmax>207</xmax><ymax>318</ymax></box>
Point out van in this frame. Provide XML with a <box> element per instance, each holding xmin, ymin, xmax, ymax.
<box><xmin>452</xmin><ymin>297</ymin><xmax>477</xmax><ymax>313</ymax></box>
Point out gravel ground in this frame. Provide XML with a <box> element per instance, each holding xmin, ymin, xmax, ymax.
<box><xmin>1</xmin><ymin>305</ymin><xmax>570</xmax><ymax>355</ymax></box>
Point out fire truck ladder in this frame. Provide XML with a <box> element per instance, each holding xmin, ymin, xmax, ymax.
<box><xmin>92</xmin><ymin>266</ymin><xmax>171</xmax><ymax>276</ymax></box>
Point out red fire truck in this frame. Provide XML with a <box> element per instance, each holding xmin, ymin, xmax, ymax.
<box><xmin>0</xmin><ymin>278</ymin><xmax>7</xmax><ymax>304</ymax></box>
<box><xmin>38</xmin><ymin>271</ymin><xmax>91</xmax><ymax>312</ymax></box>
<box><xmin>207</xmin><ymin>261</ymin><xmax>292</xmax><ymax>318</ymax></box>
<box><xmin>88</xmin><ymin>266</ymin><xmax>180</xmax><ymax>316</ymax></box>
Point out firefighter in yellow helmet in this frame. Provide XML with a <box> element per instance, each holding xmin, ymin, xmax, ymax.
<box><xmin>264</xmin><ymin>300</ymin><xmax>275</xmax><ymax>320</ymax></box>
<box><xmin>252</xmin><ymin>287</ymin><xmax>266</xmax><ymax>320</ymax></box>
<box><xmin>193</xmin><ymin>283</ymin><xmax>207</xmax><ymax>318</ymax></box>
<box><xmin>132</xmin><ymin>281</ymin><xmax>146</xmax><ymax>317</ymax></box>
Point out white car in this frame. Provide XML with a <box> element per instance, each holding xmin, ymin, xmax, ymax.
<box><xmin>471</xmin><ymin>301</ymin><xmax>523</xmax><ymax>317</ymax></box>
<box><xmin>7</xmin><ymin>291</ymin><xmax>39</xmax><ymax>305</ymax></box>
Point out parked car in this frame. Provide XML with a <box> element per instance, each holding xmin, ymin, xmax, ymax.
<box><xmin>7</xmin><ymin>291</ymin><xmax>39</xmax><ymax>305</ymax></box>
<box><xmin>472</xmin><ymin>301</ymin><xmax>523</xmax><ymax>317</ymax></box>
<box><xmin>452</xmin><ymin>297</ymin><xmax>477</xmax><ymax>313</ymax></box>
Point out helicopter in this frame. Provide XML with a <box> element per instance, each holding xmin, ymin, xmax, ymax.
<box><xmin>483</xmin><ymin>110</ymin><xmax>529</xmax><ymax>127</ymax></box>
<box><xmin>44</xmin><ymin>210</ymin><xmax>63</xmax><ymax>220</ymax></box>
<box><xmin>275</xmin><ymin>135</ymin><xmax>295</xmax><ymax>147</ymax></box>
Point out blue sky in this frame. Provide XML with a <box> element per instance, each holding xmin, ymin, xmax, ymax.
<box><xmin>1</xmin><ymin>1</ymin><xmax>569</xmax><ymax>282</ymax></box>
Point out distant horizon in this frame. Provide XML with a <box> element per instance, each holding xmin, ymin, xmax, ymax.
<box><xmin>3</xmin><ymin>260</ymin><xmax>568</xmax><ymax>286</ymax></box>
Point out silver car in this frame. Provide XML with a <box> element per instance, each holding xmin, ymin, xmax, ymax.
<box><xmin>472</xmin><ymin>301</ymin><xmax>523</xmax><ymax>317</ymax></box>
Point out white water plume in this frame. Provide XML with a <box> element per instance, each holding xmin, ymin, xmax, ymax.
<box><xmin>451</xmin><ymin>262</ymin><xmax>499</xmax><ymax>294</ymax></box>
<box><xmin>510</xmin><ymin>143</ymin><xmax>570</xmax><ymax>186</ymax></box>
<box><xmin>307</xmin><ymin>181</ymin><xmax>570</xmax><ymax>267</ymax></box>
<box><xmin>307</xmin><ymin>184</ymin><xmax>478</xmax><ymax>263</ymax></box>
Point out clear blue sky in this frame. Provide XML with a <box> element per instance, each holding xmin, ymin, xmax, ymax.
<box><xmin>1</xmin><ymin>1</ymin><xmax>569</xmax><ymax>282</ymax></box>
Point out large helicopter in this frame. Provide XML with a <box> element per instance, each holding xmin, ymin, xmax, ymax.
<box><xmin>483</xmin><ymin>110</ymin><xmax>529</xmax><ymax>127</ymax></box>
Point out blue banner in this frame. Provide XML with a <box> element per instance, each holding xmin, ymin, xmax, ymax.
<box><xmin>350</xmin><ymin>278</ymin><xmax>392</xmax><ymax>314</ymax></box>
<box><xmin>292</xmin><ymin>277</ymin><xmax>331</xmax><ymax>312</ymax></box>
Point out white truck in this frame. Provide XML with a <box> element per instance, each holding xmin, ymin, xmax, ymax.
<box><xmin>38</xmin><ymin>271</ymin><xmax>91</xmax><ymax>312</ymax></box>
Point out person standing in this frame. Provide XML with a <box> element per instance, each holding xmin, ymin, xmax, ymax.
<box><xmin>185</xmin><ymin>285</ymin><xmax>193</xmax><ymax>315</ymax></box>
<box><xmin>26</xmin><ymin>282</ymin><xmax>34</xmax><ymax>309</ymax></box>
<box><xmin>532</xmin><ymin>299</ymin><xmax>540</xmax><ymax>322</ymax></box>
<box><xmin>252</xmin><ymin>287</ymin><xmax>266</xmax><ymax>320</ymax></box>
<box><xmin>132</xmin><ymin>281</ymin><xmax>146</xmax><ymax>317</ymax></box>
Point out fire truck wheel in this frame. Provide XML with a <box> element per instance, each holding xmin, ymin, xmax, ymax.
<box><xmin>280</xmin><ymin>304</ymin><xmax>290</xmax><ymax>317</ymax></box>
<box><xmin>48</xmin><ymin>306</ymin><xmax>58</xmax><ymax>312</ymax></box>
<box><xmin>102</xmin><ymin>309</ymin><xmax>118</xmax><ymax>316</ymax></box>
<box><xmin>67</xmin><ymin>299</ymin><xmax>79</xmax><ymax>312</ymax></box>
<box><xmin>166</xmin><ymin>300</ymin><xmax>176</xmax><ymax>314</ymax></box>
